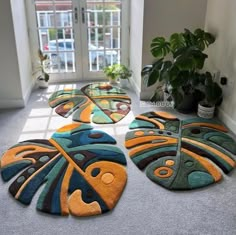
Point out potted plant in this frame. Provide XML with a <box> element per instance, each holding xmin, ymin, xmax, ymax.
<box><xmin>117</xmin><ymin>64</ymin><xmax>132</xmax><ymax>88</ymax></box>
<box><xmin>103</xmin><ymin>64</ymin><xmax>119</xmax><ymax>84</ymax></box>
<box><xmin>197</xmin><ymin>72</ymin><xmax>223</xmax><ymax>119</ymax></box>
<box><xmin>142</xmin><ymin>28</ymin><xmax>216</xmax><ymax>113</ymax></box>
<box><xmin>37</xmin><ymin>49</ymin><xmax>50</xmax><ymax>88</ymax></box>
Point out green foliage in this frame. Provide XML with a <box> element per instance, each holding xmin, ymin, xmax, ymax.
<box><xmin>142</xmin><ymin>28</ymin><xmax>216</xmax><ymax>107</ymax></box>
<box><xmin>103</xmin><ymin>64</ymin><xmax>132</xmax><ymax>80</ymax></box>
<box><xmin>116</xmin><ymin>65</ymin><xmax>132</xmax><ymax>79</ymax></box>
<box><xmin>37</xmin><ymin>49</ymin><xmax>50</xmax><ymax>82</ymax></box>
<box><xmin>151</xmin><ymin>37</ymin><xmax>171</xmax><ymax>58</ymax></box>
<box><xmin>202</xmin><ymin>72</ymin><xmax>223</xmax><ymax>106</ymax></box>
<box><xmin>103</xmin><ymin>64</ymin><xmax>119</xmax><ymax>80</ymax></box>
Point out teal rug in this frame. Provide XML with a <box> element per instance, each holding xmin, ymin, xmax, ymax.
<box><xmin>49</xmin><ymin>83</ymin><xmax>131</xmax><ymax>124</ymax></box>
<box><xmin>1</xmin><ymin>123</ymin><xmax>127</xmax><ymax>217</ymax></box>
<box><xmin>125</xmin><ymin>111</ymin><xmax>236</xmax><ymax>190</ymax></box>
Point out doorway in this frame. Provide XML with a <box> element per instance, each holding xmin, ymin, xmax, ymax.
<box><xmin>27</xmin><ymin>0</ymin><xmax>129</xmax><ymax>82</ymax></box>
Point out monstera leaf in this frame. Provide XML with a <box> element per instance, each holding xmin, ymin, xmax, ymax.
<box><xmin>125</xmin><ymin>111</ymin><xmax>236</xmax><ymax>190</ymax></box>
<box><xmin>1</xmin><ymin>123</ymin><xmax>127</xmax><ymax>216</ymax></box>
<box><xmin>49</xmin><ymin>83</ymin><xmax>131</xmax><ymax>124</ymax></box>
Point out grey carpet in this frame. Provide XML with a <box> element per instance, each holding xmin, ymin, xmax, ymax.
<box><xmin>0</xmin><ymin>82</ymin><xmax>236</xmax><ymax>235</ymax></box>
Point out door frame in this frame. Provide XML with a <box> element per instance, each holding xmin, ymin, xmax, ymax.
<box><xmin>26</xmin><ymin>0</ymin><xmax>130</xmax><ymax>83</ymax></box>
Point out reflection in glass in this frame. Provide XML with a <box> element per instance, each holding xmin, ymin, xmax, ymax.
<box><xmin>86</xmin><ymin>0</ymin><xmax>122</xmax><ymax>71</ymax></box>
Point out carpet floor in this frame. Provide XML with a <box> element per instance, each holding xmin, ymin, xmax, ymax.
<box><xmin>0</xmin><ymin>82</ymin><xmax>236</xmax><ymax>235</ymax></box>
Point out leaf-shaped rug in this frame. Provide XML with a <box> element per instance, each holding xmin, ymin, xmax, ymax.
<box><xmin>49</xmin><ymin>83</ymin><xmax>131</xmax><ymax>124</ymax></box>
<box><xmin>1</xmin><ymin>123</ymin><xmax>127</xmax><ymax>217</ymax></box>
<box><xmin>125</xmin><ymin>111</ymin><xmax>236</xmax><ymax>190</ymax></box>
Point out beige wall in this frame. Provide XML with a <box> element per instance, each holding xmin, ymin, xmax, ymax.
<box><xmin>142</xmin><ymin>0</ymin><xmax>207</xmax><ymax>66</ymax></box>
<box><xmin>205</xmin><ymin>0</ymin><xmax>236</xmax><ymax>132</ymax></box>
<box><xmin>129</xmin><ymin>0</ymin><xmax>207</xmax><ymax>99</ymax></box>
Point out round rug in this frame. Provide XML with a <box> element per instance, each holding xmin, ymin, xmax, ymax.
<box><xmin>48</xmin><ymin>83</ymin><xmax>131</xmax><ymax>124</ymax></box>
<box><xmin>125</xmin><ymin>111</ymin><xmax>236</xmax><ymax>190</ymax></box>
<box><xmin>1</xmin><ymin>123</ymin><xmax>127</xmax><ymax>216</ymax></box>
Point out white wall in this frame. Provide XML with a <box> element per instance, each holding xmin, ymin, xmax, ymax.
<box><xmin>129</xmin><ymin>0</ymin><xmax>145</xmax><ymax>96</ymax></box>
<box><xmin>11</xmin><ymin>0</ymin><xmax>34</xmax><ymax>105</ymax></box>
<box><xmin>129</xmin><ymin>0</ymin><xmax>208</xmax><ymax>99</ymax></box>
<box><xmin>205</xmin><ymin>0</ymin><xmax>236</xmax><ymax>132</ymax></box>
<box><xmin>0</xmin><ymin>1</ymin><xmax>33</xmax><ymax>109</ymax></box>
<box><xmin>0</xmin><ymin>1</ymin><xmax>23</xmax><ymax>108</ymax></box>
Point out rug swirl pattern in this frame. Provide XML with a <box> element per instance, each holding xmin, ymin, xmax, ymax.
<box><xmin>125</xmin><ymin>111</ymin><xmax>236</xmax><ymax>190</ymax></box>
<box><xmin>1</xmin><ymin>123</ymin><xmax>127</xmax><ymax>216</ymax></box>
<box><xmin>49</xmin><ymin>83</ymin><xmax>131</xmax><ymax>124</ymax></box>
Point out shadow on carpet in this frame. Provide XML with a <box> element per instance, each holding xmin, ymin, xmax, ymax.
<box><xmin>125</xmin><ymin>111</ymin><xmax>236</xmax><ymax>190</ymax></box>
<box><xmin>1</xmin><ymin>123</ymin><xmax>127</xmax><ymax>217</ymax></box>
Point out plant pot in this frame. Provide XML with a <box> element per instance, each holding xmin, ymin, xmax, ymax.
<box><xmin>37</xmin><ymin>78</ymin><xmax>49</xmax><ymax>88</ymax></box>
<box><xmin>175</xmin><ymin>94</ymin><xmax>198</xmax><ymax>113</ymax></box>
<box><xmin>108</xmin><ymin>77</ymin><xmax>117</xmax><ymax>84</ymax></box>
<box><xmin>197</xmin><ymin>103</ymin><xmax>215</xmax><ymax>119</ymax></box>
<box><xmin>119</xmin><ymin>78</ymin><xmax>129</xmax><ymax>88</ymax></box>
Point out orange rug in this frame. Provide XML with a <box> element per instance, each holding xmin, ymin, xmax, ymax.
<box><xmin>1</xmin><ymin>123</ymin><xmax>127</xmax><ymax>216</ymax></box>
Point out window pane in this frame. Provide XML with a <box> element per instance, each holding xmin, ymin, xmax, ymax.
<box><xmin>34</xmin><ymin>0</ymin><xmax>75</xmax><ymax>74</ymax></box>
<box><xmin>105</xmin><ymin>27</ymin><xmax>121</xmax><ymax>49</ymax></box>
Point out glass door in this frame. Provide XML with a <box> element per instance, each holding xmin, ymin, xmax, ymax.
<box><xmin>33</xmin><ymin>0</ymin><xmax>81</xmax><ymax>81</ymax></box>
<box><xmin>82</xmin><ymin>0</ymin><xmax>122</xmax><ymax>79</ymax></box>
<box><xmin>28</xmin><ymin>0</ymin><xmax>128</xmax><ymax>82</ymax></box>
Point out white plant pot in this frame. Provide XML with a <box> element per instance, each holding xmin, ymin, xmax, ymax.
<box><xmin>38</xmin><ymin>79</ymin><xmax>49</xmax><ymax>88</ymax></box>
<box><xmin>197</xmin><ymin>103</ymin><xmax>215</xmax><ymax>119</ymax></box>
<box><xmin>108</xmin><ymin>77</ymin><xmax>117</xmax><ymax>85</ymax></box>
<box><xmin>119</xmin><ymin>78</ymin><xmax>129</xmax><ymax>88</ymax></box>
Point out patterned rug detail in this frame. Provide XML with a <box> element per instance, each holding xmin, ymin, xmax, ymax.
<box><xmin>1</xmin><ymin>123</ymin><xmax>127</xmax><ymax>216</ymax></box>
<box><xmin>125</xmin><ymin>111</ymin><xmax>236</xmax><ymax>190</ymax></box>
<box><xmin>49</xmin><ymin>83</ymin><xmax>131</xmax><ymax>124</ymax></box>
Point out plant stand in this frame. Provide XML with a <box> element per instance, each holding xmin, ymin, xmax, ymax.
<box><xmin>197</xmin><ymin>103</ymin><xmax>215</xmax><ymax>119</ymax></box>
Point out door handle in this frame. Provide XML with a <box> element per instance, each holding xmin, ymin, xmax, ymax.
<box><xmin>82</xmin><ymin>7</ymin><xmax>85</xmax><ymax>24</ymax></box>
<box><xmin>74</xmin><ymin>7</ymin><xmax>78</xmax><ymax>23</ymax></box>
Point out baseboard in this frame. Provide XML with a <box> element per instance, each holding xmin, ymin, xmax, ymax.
<box><xmin>140</xmin><ymin>90</ymin><xmax>153</xmax><ymax>100</ymax></box>
<box><xmin>0</xmin><ymin>99</ymin><xmax>25</xmax><ymax>109</ymax></box>
<box><xmin>217</xmin><ymin>107</ymin><xmax>236</xmax><ymax>134</ymax></box>
<box><xmin>22</xmin><ymin>79</ymin><xmax>35</xmax><ymax>106</ymax></box>
<box><xmin>0</xmin><ymin>80</ymin><xmax>34</xmax><ymax>109</ymax></box>
<box><xmin>129</xmin><ymin>76</ymin><xmax>141</xmax><ymax>98</ymax></box>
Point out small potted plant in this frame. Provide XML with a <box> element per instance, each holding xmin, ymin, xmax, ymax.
<box><xmin>197</xmin><ymin>72</ymin><xmax>223</xmax><ymax>119</ymax></box>
<box><xmin>117</xmin><ymin>64</ymin><xmax>132</xmax><ymax>88</ymax></box>
<box><xmin>103</xmin><ymin>64</ymin><xmax>119</xmax><ymax>84</ymax></box>
<box><xmin>37</xmin><ymin>49</ymin><xmax>50</xmax><ymax>88</ymax></box>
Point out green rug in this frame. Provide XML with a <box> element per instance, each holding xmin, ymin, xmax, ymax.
<box><xmin>125</xmin><ymin>111</ymin><xmax>236</xmax><ymax>190</ymax></box>
<box><xmin>49</xmin><ymin>83</ymin><xmax>131</xmax><ymax>124</ymax></box>
<box><xmin>1</xmin><ymin>123</ymin><xmax>127</xmax><ymax>217</ymax></box>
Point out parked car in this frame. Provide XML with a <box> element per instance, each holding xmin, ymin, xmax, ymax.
<box><xmin>44</xmin><ymin>39</ymin><xmax>118</xmax><ymax>67</ymax></box>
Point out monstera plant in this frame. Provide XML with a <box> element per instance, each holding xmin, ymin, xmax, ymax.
<box><xmin>197</xmin><ymin>71</ymin><xmax>223</xmax><ymax>119</ymax></box>
<box><xmin>142</xmin><ymin>28</ymin><xmax>216</xmax><ymax>112</ymax></box>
